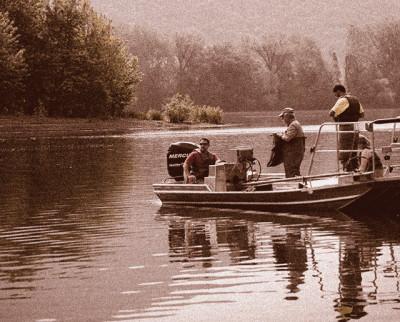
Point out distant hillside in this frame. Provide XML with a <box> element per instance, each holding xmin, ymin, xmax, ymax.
<box><xmin>91</xmin><ymin>0</ymin><xmax>400</xmax><ymax>58</ymax></box>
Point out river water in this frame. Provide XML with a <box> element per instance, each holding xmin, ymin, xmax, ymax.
<box><xmin>0</xmin><ymin>122</ymin><xmax>400</xmax><ymax>321</ymax></box>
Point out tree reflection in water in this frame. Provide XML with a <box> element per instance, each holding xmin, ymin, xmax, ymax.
<box><xmin>0</xmin><ymin>137</ymin><xmax>134</xmax><ymax>296</ymax></box>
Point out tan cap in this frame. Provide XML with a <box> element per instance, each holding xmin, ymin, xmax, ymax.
<box><xmin>278</xmin><ymin>107</ymin><xmax>295</xmax><ymax>117</ymax></box>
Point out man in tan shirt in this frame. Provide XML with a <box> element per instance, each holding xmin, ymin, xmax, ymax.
<box><xmin>329</xmin><ymin>84</ymin><xmax>364</xmax><ymax>171</ymax></box>
<box><xmin>329</xmin><ymin>84</ymin><xmax>364</xmax><ymax>122</ymax></box>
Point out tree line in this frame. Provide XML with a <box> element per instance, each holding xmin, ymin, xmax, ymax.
<box><xmin>117</xmin><ymin>22</ymin><xmax>400</xmax><ymax>114</ymax></box>
<box><xmin>1</xmin><ymin>0</ymin><xmax>400</xmax><ymax>118</ymax></box>
<box><xmin>121</xmin><ymin>26</ymin><xmax>334</xmax><ymax>113</ymax></box>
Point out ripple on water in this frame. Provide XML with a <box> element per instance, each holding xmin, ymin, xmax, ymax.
<box><xmin>1</xmin><ymin>133</ymin><xmax>400</xmax><ymax>322</ymax></box>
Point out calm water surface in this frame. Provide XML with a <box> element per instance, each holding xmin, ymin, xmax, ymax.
<box><xmin>0</xmin><ymin>123</ymin><xmax>399</xmax><ymax>322</ymax></box>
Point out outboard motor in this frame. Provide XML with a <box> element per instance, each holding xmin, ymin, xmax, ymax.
<box><xmin>167</xmin><ymin>142</ymin><xmax>199</xmax><ymax>181</ymax></box>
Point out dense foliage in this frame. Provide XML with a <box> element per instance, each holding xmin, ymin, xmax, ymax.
<box><xmin>163</xmin><ymin>93</ymin><xmax>193</xmax><ymax>123</ymax></box>
<box><xmin>0</xmin><ymin>0</ymin><xmax>140</xmax><ymax>117</ymax></box>
<box><xmin>0</xmin><ymin>12</ymin><xmax>27</xmax><ymax>113</ymax></box>
<box><xmin>163</xmin><ymin>93</ymin><xmax>222</xmax><ymax>124</ymax></box>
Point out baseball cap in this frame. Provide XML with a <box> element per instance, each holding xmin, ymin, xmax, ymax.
<box><xmin>278</xmin><ymin>107</ymin><xmax>295</xmax><ymax>117</ymax></box>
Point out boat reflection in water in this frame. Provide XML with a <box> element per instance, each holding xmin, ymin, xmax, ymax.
<box><xmin>157</xmin><ymin>206</ymin><xmax>400</xmax><ymax>321</ymax></box>
<box><xmin>168</xmin><ymin>216</ymin><xmax>256</xmax><ymax>268</ymax></box>
<box><xmin>271</xmin><ymin>226</ymin><xmax>308</xmax><ymax>299</ymax></box>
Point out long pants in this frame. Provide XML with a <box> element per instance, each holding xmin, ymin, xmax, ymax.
<box><xmin>282</xmin><ymin>137</ymin><xmax>305</xmax><ymax>178</ymax></box>
<box><xmin>283</xmin><ymin>152</ymin><xmax>304</xmax><ymax>178</ymax></box>
<box><xmin>338</xmin><ymin>124</ymin><xmax>359</xmax><ymax>172</ymax></box>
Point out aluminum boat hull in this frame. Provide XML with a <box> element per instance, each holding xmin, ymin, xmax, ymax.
<box><xmin>153</xmin><ymin>177</ymin><xmax>400</xmax><ymax>214</ymax></box>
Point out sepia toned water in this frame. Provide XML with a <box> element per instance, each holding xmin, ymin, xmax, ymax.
<box><xmin>1</xmin><ymin>121</ymin><xmax>400</xmax><ymax>321</ymax></box>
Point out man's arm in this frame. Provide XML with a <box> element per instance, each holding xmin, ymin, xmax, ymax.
<box><xmin>359</xmin><ymin>103</ymin><xmax>365</xmax><ymax>118</ymax></box>
<box><xmin>183</xmin><ymin>159</ymin><xmax>190</xmax><ymax>183</ymax></box>
<box><xmin>359</xmin><ymin>149</ymin><xmax>371</xmax><ymax>172</ymax></box>
<box><xmin>281</xmin><ymin>122</ymin><xmax>298</xmax><ymax>142</ymax></box>
<box><xmin>213</xmin><ymin>153</ymin><xmax>220</xmax><ymax>163</ymax></box>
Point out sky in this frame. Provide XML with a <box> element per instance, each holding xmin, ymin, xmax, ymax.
<box><xmin>91</xmin><ymin>0</ymin><xmax>400</xmax><ymax>63</ymax></box>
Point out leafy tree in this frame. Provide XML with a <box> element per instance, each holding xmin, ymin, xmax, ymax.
<box><xmin>344</xmin><ymin>26</ymin><xmax>379</xmax><ymax>106</ymax></box>
<box><xmin>284</xmin><ymin>36</ymin><xmax>333</xmax><ymax>110</ymax></box>
<box><xmin>174</xmin><ymin>33</ymin><xmax>204</xmax><ymax>95</ymax></box>
<box><xmin>42</xmin><ymin>0</ymin><xmax>140</xmax><ymax>117</ymax></box>
<box><xmin>250</xmin><ymin>35</ymin><xmax>292</xmax><ymax>104</ymax></box>
<box><xmin>0</xmin><ymin>12</ymin><xmax>27</xmax><ymax>113</ymax></box>
<box><xmin>40</xmin><ymin>0</ymin><xmax>87</xmax><ymax>116</ymax></box>
<box><xmin>0</xmin><ymin>0</ymin><xmax>46</xmax><ymax>114</ymax></box>
<box><xmin>344</xmin><ymin>25</ymin><xmax>396</xmax><ymax>109</ymax></box>
<box><xmin>367</xmin><ymin>22</ymin><xmax>400</xmax><ymax>107</ymax></box>
<box><xmin>119</xmin><ymin>25</ymin><xmax>175</xmax><ymax>111</ymax></box>
<box><xmin>249</xmin><ymin>35</ymin><xmax>333</xmax><ymax>110</ymax></box>
<box><xmin>195</xmin><ymin>44</ymin><xmax>261</xmax><ymax>111</ymax></box>
<box><xmin>330</xmin><ymin>51</ymin><xmax>342</xmax><ymax>84</ymax></box>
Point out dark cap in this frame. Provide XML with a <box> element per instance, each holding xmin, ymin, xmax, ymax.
<box><xmin>278</xmin><ymin>107</ymin><xmax>295</xmax><ymax>117</ymax></box>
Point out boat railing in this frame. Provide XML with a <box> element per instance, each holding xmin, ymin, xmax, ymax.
<box><xmin>307</xmin><ymin>117</ymin><xmax>400</xmax><ymax>177</ymax></box>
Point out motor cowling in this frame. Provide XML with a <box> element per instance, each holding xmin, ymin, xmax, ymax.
<box><xmin>167</xmin><ymin>142</ymin><xmax>199</xmax><ymax>181</ymax></box>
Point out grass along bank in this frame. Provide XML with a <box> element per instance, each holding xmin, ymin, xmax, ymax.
<box><xmin>124</xmin><ymin>94</ymin><xmax>223</xmax><ymax>125</ymax></box>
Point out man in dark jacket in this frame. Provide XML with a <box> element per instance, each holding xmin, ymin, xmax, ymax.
<box><xmin>329</xmin><ymin>85</ymin><xmax>364</xmax><ymax>172</ymax></box>
<box><xmin>274</xmin><ymin>107</ymin><xmax>305</xmax><ymax>178</ymax></box>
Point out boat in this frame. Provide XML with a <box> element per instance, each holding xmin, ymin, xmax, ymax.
<box><xmin>153</xmin><ymin>117</ymin><xmax>400</xmax><ymax>214</ymax></box>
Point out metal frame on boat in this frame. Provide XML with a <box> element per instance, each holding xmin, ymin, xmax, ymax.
<box><xmin>153</xmin><ymin>117</ymin><xmax>400</xmax><ymax>214</ymax></box>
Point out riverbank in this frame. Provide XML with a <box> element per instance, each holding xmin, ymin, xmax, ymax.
<box><xmin>1</xmin><ymin>108</ymin><xmax>398</xmax><ymax>139</ymax></box>
<box><xmin>0</xmin><ymin>116</ymin><xmax>229</xmax><ymax>139</ymax></box>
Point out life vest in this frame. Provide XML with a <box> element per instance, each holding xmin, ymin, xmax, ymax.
<box><xmin>335</xmin><ymin>95</ymin><xmax>362</xmax><ymax>122</ymax></box>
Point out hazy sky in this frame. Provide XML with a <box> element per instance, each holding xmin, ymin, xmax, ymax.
<box><xmin>92</xmin><ymin>0</ymin><xmax>400</xmax><ymax>58</ymax></box>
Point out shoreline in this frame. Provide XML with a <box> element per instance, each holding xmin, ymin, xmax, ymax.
<box><xmin>0</xmin><ymin>116</ymin><xmax>232</xmax><ymax>139</ymax></box>
<box><xmin>1</xmin><ymin>107</ymin><xmax>398</xmax><ymax>139</ymax></box>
